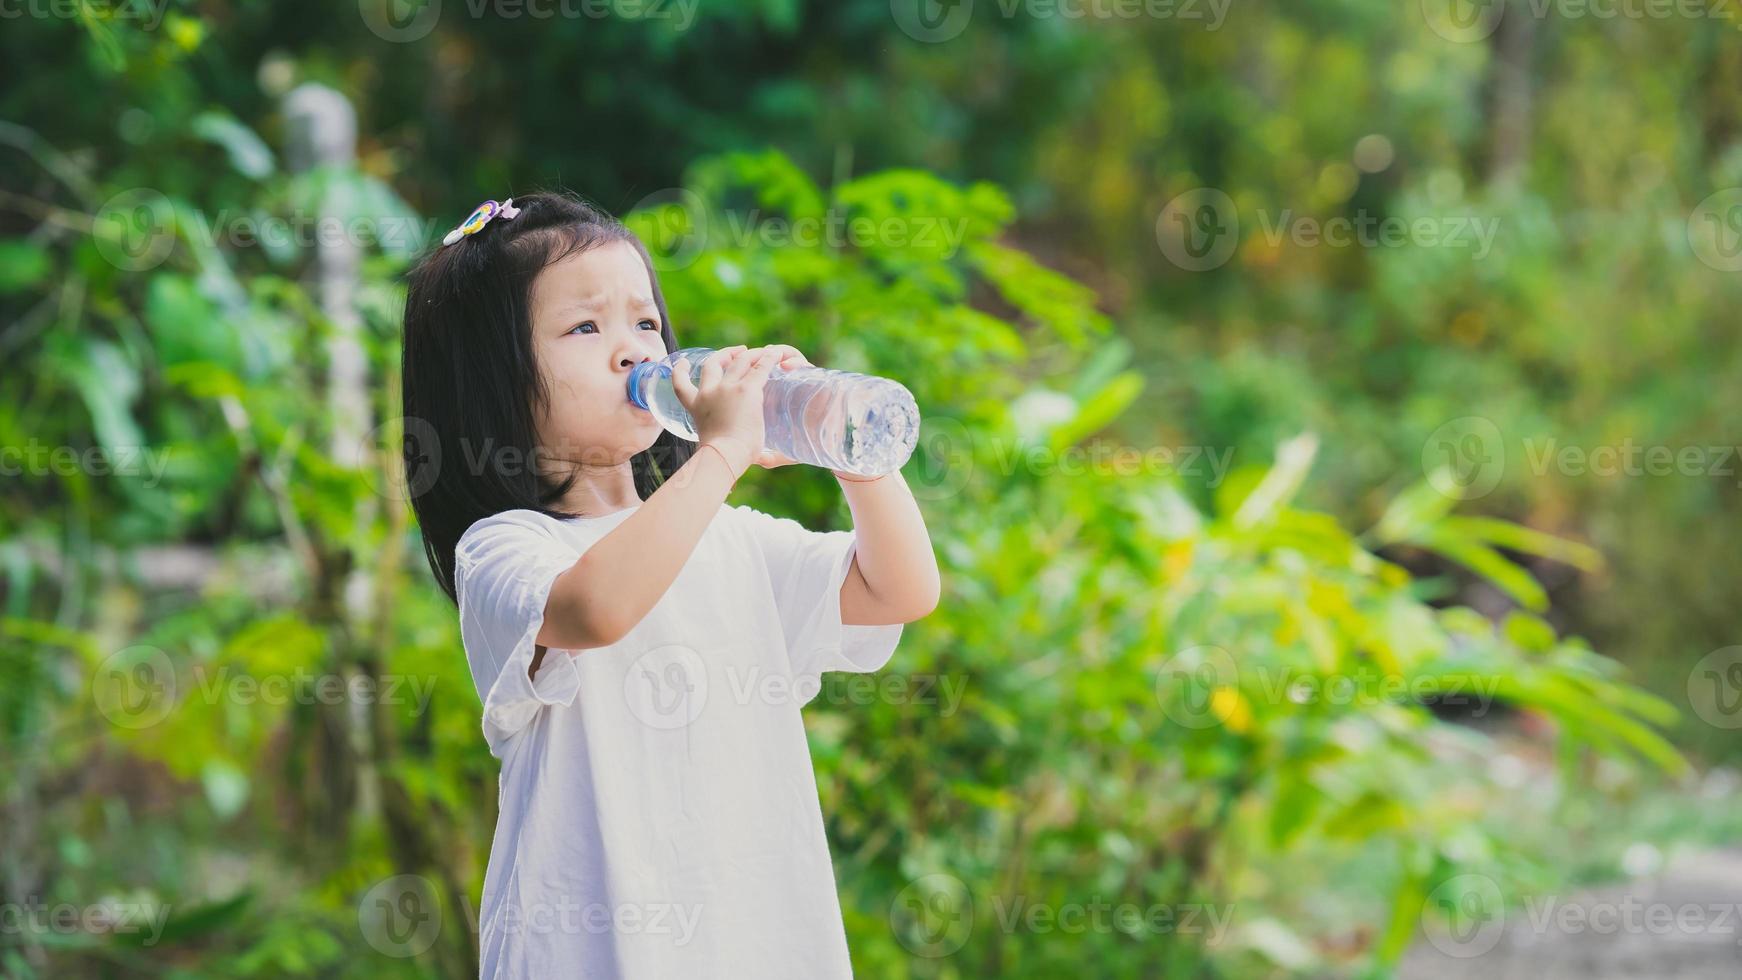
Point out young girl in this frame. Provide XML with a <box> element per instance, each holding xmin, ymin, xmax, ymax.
<box><xmin>401</xmin><ymin>191</ymin><xmax>940</xmax><ymax>978</ymax></box>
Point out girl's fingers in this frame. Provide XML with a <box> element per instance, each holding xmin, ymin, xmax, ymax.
<box><xmin>719</xmin><ymin>348</ymin><xmax>744</xmax><ymax>381</ymax></box>
<box><xmin>699</xmin><ymin>349</ymin><xmax>727</xmax><ymax>389</ymax></box>
<box><xmin>736</xmin><ymin>346</ymin><xmax>770</xmax><ymax>380</ymax></box>
<box><xmin>764</xmin><ymin>344</ymin><xmax>811</xmax><ymax>372</ymax></box>
<box><xmin>727</xmin><ymin>346</ymin><xmax>766</xmax><ymax>382</ymax></box>
<box><xmin>710</xmin><ymin>345</ymin><xmax>744</xmax><ymax>383</ymax></box>
<box><xmin>669</xmin><ymin>361</ymin><xmax>698</xmax><ymax>416</ymax></box>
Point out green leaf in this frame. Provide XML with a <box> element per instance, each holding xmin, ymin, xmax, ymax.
<box><xmin>1441</xmin><ymin>515</ymin><xmax>1603</xmax><ymax>572</ymax></box>
<box><xmin>0</xmin><ymin>240</ymin><xmax>51</xmax><ymax>293</ymax></box>
<box><xmin>1501</xmin><ymin>611</ymin><xmax>1556</xmax><ymax>653</ymax></box>
<box><xmin>1050</xmin><ymin>371</ymin><xmax>1143</xmax><ymax>451</ymax></box>
<box><xmin>1374</xmin><ymin>853</ymin><xmax>1431</xmax><ymax>965</ymax></box>
<box><xmin>1415</xmin><ymin>526</ymin><xmax>1547</xmax><ymax>610</ymax></box>
<box><xmin>145</xmin><ymin>274</ymin><xmax>240</xmax><ymax>368</ymax></box>
<box><xmin>1232</xmin><ymin>434</ymin><xmax>1319</xmax><ymax>529</ymax></box>
<box><xmin>191</xmin><ymin>112</ymin><xmax>275</xmax><ymax>179</ymax></box>
<box><xmin>967</xmin><ymin>240</ymin><xmax>1108</xmax><ymax>347</ymax></box>
<box><xmin>147</xmin><ymin>892</ymin><xmax>254</xmax><ymax>946</ymax></box>
<box><xmin>57</xmin><ymin>335</ymin><xmax>144</xmax><ymax>456</ymax></box>
<box><xmin>1268</xmin><ymin>769</ymin><xmax>1324</xmax><ymax>846</ymax></box>
<box><xmin>1368</xmin><ymin>476</ymin><xmax>1458</xmax><ymax>547</ymax></box>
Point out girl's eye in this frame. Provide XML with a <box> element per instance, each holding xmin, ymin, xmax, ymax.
<box><xmin>568</xmin><ymin>321</ymin><xmax>597</xmax><ymax>335</ymax></box>
<box><xmin>639</xmin><ymin>319</ymin><xmax>660</xmax><ymax>331</ymax></box>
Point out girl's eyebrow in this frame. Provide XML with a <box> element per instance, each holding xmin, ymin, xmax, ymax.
<box><xmin>558</xmin><ymin>293</ymin><xmax>658</xmax><ymax>314</ymax></box>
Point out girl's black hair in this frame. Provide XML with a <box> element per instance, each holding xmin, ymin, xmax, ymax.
<box><xmin>401</xmin><ymin>190</ymin><xmax>694</xmax><ymax>602</ymax></box>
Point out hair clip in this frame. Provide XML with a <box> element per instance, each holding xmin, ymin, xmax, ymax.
<box><xmin>441</xmin><ymin>197</ymin><xmax>521</xmax><ymax>247</ymax></box>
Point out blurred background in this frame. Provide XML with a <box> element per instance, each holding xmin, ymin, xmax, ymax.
<box><xmin>4</xmin><ymin>0</ymin><xmax>1742</xmax><ymax>976</ymax></box>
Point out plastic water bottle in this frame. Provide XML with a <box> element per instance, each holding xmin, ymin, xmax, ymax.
<box><xmin>627</xmin><ymin>346</ymin><xmax>920</xmax><ymax>477</ymax></box>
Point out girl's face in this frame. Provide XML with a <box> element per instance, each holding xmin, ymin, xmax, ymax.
<box><xmin>527</xmin><ymin>239</ymin><xmax>669</xmax><ymax>468</ymax></box>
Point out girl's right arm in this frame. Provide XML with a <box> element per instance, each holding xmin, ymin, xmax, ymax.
<box><xmin>535</xmin><ymin>345</ymin><xmax>779</xmax><ymax>650</ymax></box>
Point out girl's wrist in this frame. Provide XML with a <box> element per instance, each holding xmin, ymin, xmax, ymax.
<box><xmin>832</xmin><ymin>470</ymin><xmax>889</xmax><ymax>484</ymax></box>
<box><xmin>700</xmin><ymin>438</ymin><xmax>753</xmax><ymax>482</ymax></box>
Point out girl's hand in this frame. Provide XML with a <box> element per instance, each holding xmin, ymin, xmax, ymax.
<box><xmin>746</xmin><ymin>345</ymin><xmax>816</xmax><ymax>469</ymax></box>
<box><xmin>672</xmin><ymin>345</ymin><xmax>779</xmax><ymax>478</ymax></box>
<box><xmin>759</xmin><ymin>344</ymin><xmax>815</xmax><ymax>373</ymax></box>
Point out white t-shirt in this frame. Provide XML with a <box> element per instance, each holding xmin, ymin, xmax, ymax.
<box><xmin>453</xmin><ymin>501</ymin><xmax>904</xmax><ymax>979</ymax></box>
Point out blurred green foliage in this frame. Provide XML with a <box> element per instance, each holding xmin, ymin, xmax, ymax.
<box><xmin>3</xmin><ymin>1</ymin><xmax>1738</xmax><ymax>977</ymax></box>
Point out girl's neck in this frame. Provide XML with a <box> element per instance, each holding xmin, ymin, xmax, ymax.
<box><xmin>551</xmin><ymin>466</ymin><xmax>641</xmax><ymax>518</ymax></box>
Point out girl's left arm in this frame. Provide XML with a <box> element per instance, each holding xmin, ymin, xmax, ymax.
<box><xmin>750</xmin><ymin>343</ymin><xmax>939</xmax><ymax>626</ymax></box>
<box><xmin>834</xmin><ymin>468</ymin><xmax>941</xmax><ymax>626</ymax></box>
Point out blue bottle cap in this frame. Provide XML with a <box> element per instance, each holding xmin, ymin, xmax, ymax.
<box><xmin>626</xmin><ymin>361</ymin><xmax>660</xmax><ymax>411</ymax></box>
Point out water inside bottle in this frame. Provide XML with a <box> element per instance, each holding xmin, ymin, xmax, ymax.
<box><xmin>630</xmin><ymin>353</ymin><xmax>919</xmax><ymax>475</ymax></box>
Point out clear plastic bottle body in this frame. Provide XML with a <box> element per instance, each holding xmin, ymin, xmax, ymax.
<box><xmin>627</xmin><ymin>346</ymin><xmax>920</xmax><ymax>477</ymax></box>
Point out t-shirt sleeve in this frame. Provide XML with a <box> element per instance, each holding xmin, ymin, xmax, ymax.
<box><xmin>731</xmin><ymin>504</ymin><xmax>905</xmax><ymax>687</ymax></box>
<box><xmin>453</xmin><ymin>511</ymin><xmax>587</xmax><ymax>756</ymax></box>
